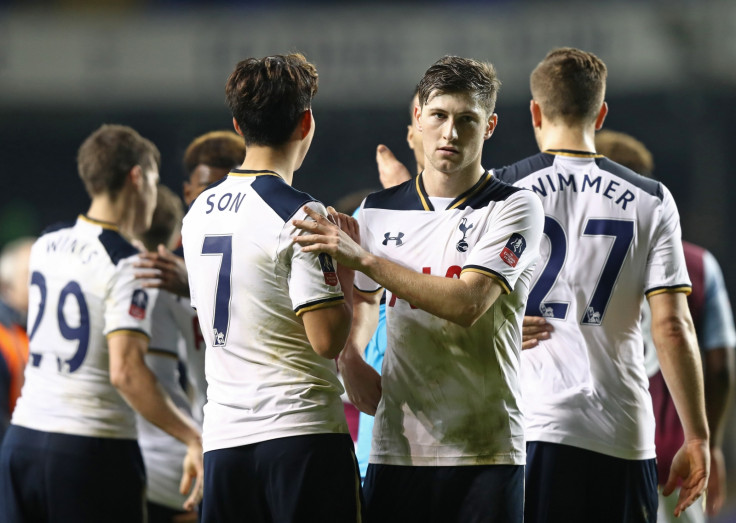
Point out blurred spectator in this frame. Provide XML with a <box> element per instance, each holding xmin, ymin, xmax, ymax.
<box><xmin>0</xmin><ymin>238</ymin><xmax>33</xmax><ymax>441</ymax></box>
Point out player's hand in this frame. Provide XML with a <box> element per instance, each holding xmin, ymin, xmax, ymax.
<box><xmin>134</xmin><ymin>244</ymin><xmax>190</xmax><ymax>298</ymax></box>
<box><xmin>293</xmin><ymin>206</ymin><xmax>367</xmax><ymax>270</ymax></box>
<box><xmin>180</xmin><ymin>438</ymin><xmax>204</xmax><ymax>512</ymax></box>
<box><xmin>663</xmin><ymin>439</ymin><xmax>710</xmax><ymax>518</ymax></box>
<box><xmin>706</xmin><ymin>446</ymin><xmax>726</xmax><ymax>516</ymax></box>
<box><xmin>326</xmin><ymin>207</ymin><xmax>360</xmax><ymax>302</ymax></box>
<box><xmin>521</xmin><ymin>316</ymin><xmax>554</xmax><ymax>350</ymax></box>
<box><xmin>338</xmin><ymin>347</ymin><xmax>382</xmax><ymax>415</ymax></box>
<box><xmin>376</xmin><ymin>144</ymin><xmax>412</xmax><ymax>189</ymax></box>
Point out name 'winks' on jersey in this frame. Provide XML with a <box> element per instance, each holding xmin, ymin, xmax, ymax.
<box><xmin>495</xmin><ymin>150</ymin><xmax>691</xmax><ymax>460</ymax></box>
<box><xmin>181</xmin><ymin>170</ymin><xmax>349</xmax><ymax>454</ymax></box>
<box><xmin>12</xmin><ymin>215</ymin><xmax>158</xmax><ymax>439</ymax></box>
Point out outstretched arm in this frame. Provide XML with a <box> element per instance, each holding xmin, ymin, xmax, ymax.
<box><xmin>293</xmin><ymin>206</ymin><xmax>503</xmax><ymax>327</ymax></box>
<box><xmin>649</xmin><ymin>291</ymin><xmax>710</xmax><ymax>518</ymax></box>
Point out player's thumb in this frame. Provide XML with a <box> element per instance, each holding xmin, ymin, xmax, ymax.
<box><xmin>180</xmin><ymin>468</ymin><xmax>194</xmax><ymax>495</ymax></box>
<box><xmin>662</xmin><ymin>468</ymin><xmax>679</xmax><ymax>497</ymax></box>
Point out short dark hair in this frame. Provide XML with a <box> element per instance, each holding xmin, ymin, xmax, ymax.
<box><xmin>183</xmin><ymin>130</ymin><xmax>245</xmax><ymax>178</ymax></box>
<box><xmin>77</xmin><ymin>124</ymin><xmax>160</xmax><ymax>198</ymax></box>
<box><xmin>139</xmin><ymin>184</ymin><xmax>184</xmax><ymax>251</ymax></box>
<box><xmin>417</xmin><ymin>56</ymin><xmax>501</xmax><ymax>115</ymax></box>
<box><xmin>225</xmin><ymin>53</ymin><xmax>319</xmax><ymax>147</ymax></box>
<box><xmin>595</xmin><ymin>130</ymin><xmax>654</xmax><ymax>176</ymax></box>
<box><xmin>530</xmin><ymin>47</ymin><xmax>607</xmax><ymax>126</ymax></box>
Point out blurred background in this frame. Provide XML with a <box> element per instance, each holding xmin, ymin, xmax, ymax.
<box><xmin>1</xmin><ymin>0</ymin><xmax>735</xmax><ymax>517</ymax></box>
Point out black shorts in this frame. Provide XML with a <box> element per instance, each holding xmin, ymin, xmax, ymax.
<box><xmin>0</xmin><ymin>425</ymin><xmax>146</xmax><ymax>523</ymax></box>
<box><xmin>363</xmin><ymin>463</ymin><xmax>524</xmax><ymax>523</ymax></box>
<box><xmin>201</xmin><ymin>432</ymin><xmax>363</xmax><ymax>522</ymax></box>
<box><xmin>525</xmin><ymin>441</ymin><xmax>658</xmax><ymax>523</ymax></box>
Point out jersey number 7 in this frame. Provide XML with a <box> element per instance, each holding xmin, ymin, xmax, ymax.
<box><xmin>200</xmin><ymin>235</ymin><xmax>233</xmax><ymax>348</ymax></box>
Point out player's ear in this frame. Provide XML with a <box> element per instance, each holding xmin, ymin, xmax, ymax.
<box><xmin>406</xmin><ymin>124</ymin><xmax>415</xmax><ymax>150</ymax></box>
<box><xmin>298</xmin><ymin>109</ymin><xmax>313</xmax><ymax>140</ymax></box>
<box><xmin>414</xmin><ymin>105</ymin><xmax>423</xmax><ymax>132</ymax></box>
<box><xmin>594</xmin><ymin>102</ymin><xmax>608</xmax><ymax>131</ymax></box>
<box><xmin>530</xmin><ymin>100</ymin><xmax>543</xmax><ymax>129</ymax></box>
<box><xmin>232</xmin><ymin>118</ymin><xmax>244</xmax><ymax>136</ymax></box>
<box><xmin>484</xmin><ymin>113</ymin><xmax>498</xmax><ymax>140</ymax></box>
<box><xmin>129</xmin><ymin>165</ymin><xmax>144</xmax><ymax>190</ymax></box>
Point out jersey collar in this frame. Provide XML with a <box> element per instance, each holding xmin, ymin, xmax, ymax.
<box><xmin>228</xmin><ymin>169</ymin><xmax>283</xmax><ymax>179</ymax></box>
<box><xmin>415</xmin><ymin>170</ymin><xmax>493</xmax><ymax>211</ymax></box>
<box><xmin>78</xmin><ymin>214</ymin><xmax>119</xmax><ymax>231</ymax></box>
<box><xmin>543</xmin><ymin>149</ymin><xmax>604</xmax><ymax>158</ymax></box>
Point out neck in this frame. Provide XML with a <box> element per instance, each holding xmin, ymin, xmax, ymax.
<box><xmin>239</xmin><ymin>144</ymin><xmax>298</xmax><ymax>186</ymax></box>
<box><xmin>536</xmin><ymin>121</ymin><xmax>597</xmax><ymax>153</ymax></box>
<box><xmin>422</xmin><ymin>164</ymin><xmax>485</xmax><ymax>198</ymax></box>
<box><xmin>86</xmin><ymin>192</ymin><xmax>133</xmax><ymax>237</ymax></box>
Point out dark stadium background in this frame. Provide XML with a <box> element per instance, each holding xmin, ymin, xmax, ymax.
<box><xmin>1</xmin><ymin>1</ymin><xmax>734</xmax><ymax>518</ymax></box>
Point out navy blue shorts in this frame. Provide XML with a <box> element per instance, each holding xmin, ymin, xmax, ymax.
<box><xmin>0</xmin><ymin>425</ymin><xmax>146</xmax><ymax>523</ymax></box>
<box><xmin>363</xmin><ymin>463</ymin><xmax>524</xmax><ymax>523</ymax></box>
<box><xmin>202</xmin><ymin>432</ymin><xmax>363</xmax><ymax>522</ymax></box>
<box><xmin>525</xmin><ymin>441</ymin><xmax>658</xmax><ymax>523</ymax></box>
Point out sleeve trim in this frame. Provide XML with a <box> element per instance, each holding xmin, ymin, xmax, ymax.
<box><xmin>645</xmin><ymin>285</ymin><xmax>692</xmax><ymax>298</ymax></box>
<box><xmin>106</xmin><ymin>328</ymin><xmax>150</xmax><ymax>341</ymax></box>
<box><xmin>353</xmin><ymin>284</ymin><xmax>383</xmax><ymax>295</ymax></box>
<box><xmin>147</xmin><ymin>348</ymin><xmax>179</xmax><ymax>359</ymax></box>
<box><xmin>295</xmin><ymin>296</ymin><xmax>345</xmax><ymax>316</ymax></box>
<box><xmin>461</xmin><ymin>266</ymin><xmax>512</xmax><ymax>294</ymax></box>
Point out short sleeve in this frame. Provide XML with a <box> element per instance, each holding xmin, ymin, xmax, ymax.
<box><xmin>286</xmin><ymin>201</ymin><xmax>345</xmax><ymax>316</ymax></box>
<box><xmin>462</xmin><ymin>190</ymin><xmax>544</xmax><ymax>293</ymax></box>
<box><xmin>644</xmin><ymin>187</ymin><xmax>691</xmax><ymax>296</ymax></box>
<box><xmin>353</xmin><ymin>199</ymin><xmax>382</xmax><ymax>294</ymax></box>
<box><xmin>104</xmin><ymin>255</ymin><xmax>159</xmax><ymax>339</ymax></box>
<box><xmin>701</xmin><ymin>250</ymin><xmax>736</xmax><ymax>350</ymax></box>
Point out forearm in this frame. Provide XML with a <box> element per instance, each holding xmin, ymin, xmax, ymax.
<box><xmin>340</xmin><ymin>292</ymin><xmax>380</xmax><ymax>364</ymax></box>
<box><xmin>653</xmin><ymin>317</ymin><xmax>709</xmax><ymax>442</ymax></box>
<box><xmin>360</xmin><ymin>254</ymin><xmax>500</xmax><ymax>327</ymax></box>
<box><xmin>704</xmin><ymin>348</ymin><xmax>734</xmax><ymax>447</ymax></box>
<box><xmin>115</xmin><ymin>362</ymin><xmax>201</xmax><ymax>446</ymax></box>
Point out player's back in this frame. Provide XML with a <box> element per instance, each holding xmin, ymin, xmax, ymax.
<box><xmin>13</xmin><ymin>216</ymin><xmax>156</xmax><ymax>439</ymax></box>
<box><xmin>181</xmin><ymin>170</ymin><xmax>348</xmax><ymax>453</ymax></box>
<box><xmin>495</xmin><ymin>151</ymin><xmax>690</xmax><ymax>459</ymax></box>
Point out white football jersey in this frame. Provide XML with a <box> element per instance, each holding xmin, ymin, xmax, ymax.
<box><xmin>181</xmin><ymin>170</ymin><xmax>348</xmax><ymax>453</ymax></box>
<box><xmin>495</xmin><ymin>150</ymin><xmax>691</xmax><ymax>460</ymax></box>
<box><xmin>355</xmin><ymin>172</ymin><xmax>544</xmax><ymax>467</ymax></box>
<box><xmin>13</xmin><ymin>215</ymin><xmax>158</xmax><ymax>439</ymax></box>
<box><xmin>136</xmin><ymin>289</ymin><xmax>198</xmax><ymax>509</ymax></box>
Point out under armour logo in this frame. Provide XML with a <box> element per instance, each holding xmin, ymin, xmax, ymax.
<box><xmin>382</xmin><ymin>232</ymin><xmax>404</xmax><ymax>246</ymax></box>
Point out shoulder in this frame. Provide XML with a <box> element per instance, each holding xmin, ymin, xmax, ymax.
<box><xmin>493</xmin><ymin>152</ymin><xmax>555</xmax><ymax>183</ymax></box>
<box><xmin>594</xmin><ymin>158</ymin><xmax>663</xmax><ymax>200</ymax></box>
<box><xmin>98</xmin><ymin>229</ymin><xmax>140</xmax><ymax>266</ymax></box>
<box><xmin>363</xmin><ymin>178</ymin><xmax>424</xmax><ymax>211</ymax></box>
<box><xmin>250</xmin><ymin>175</ymin><xmax>318</xmax><ymax>222</ymax></box>
<box><xmin>39</xmin><ymin>219</ymin><xmax>75</xmax><ymax>237</ymax></box>
<box><xmin>456</xmin><ymin>175</ymin><xmax>527</xmax><ymax>210</ymax></box>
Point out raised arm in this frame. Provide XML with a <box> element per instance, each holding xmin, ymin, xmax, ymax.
<box><xmin>108</xmin><ymin>332</ymin><xmax>203</xmax><ymax>511</ymax></box>
<box><xmin>648</xmin><ymin>291</ymin><xmax>710</xmax><ymax>517</ymax></box>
